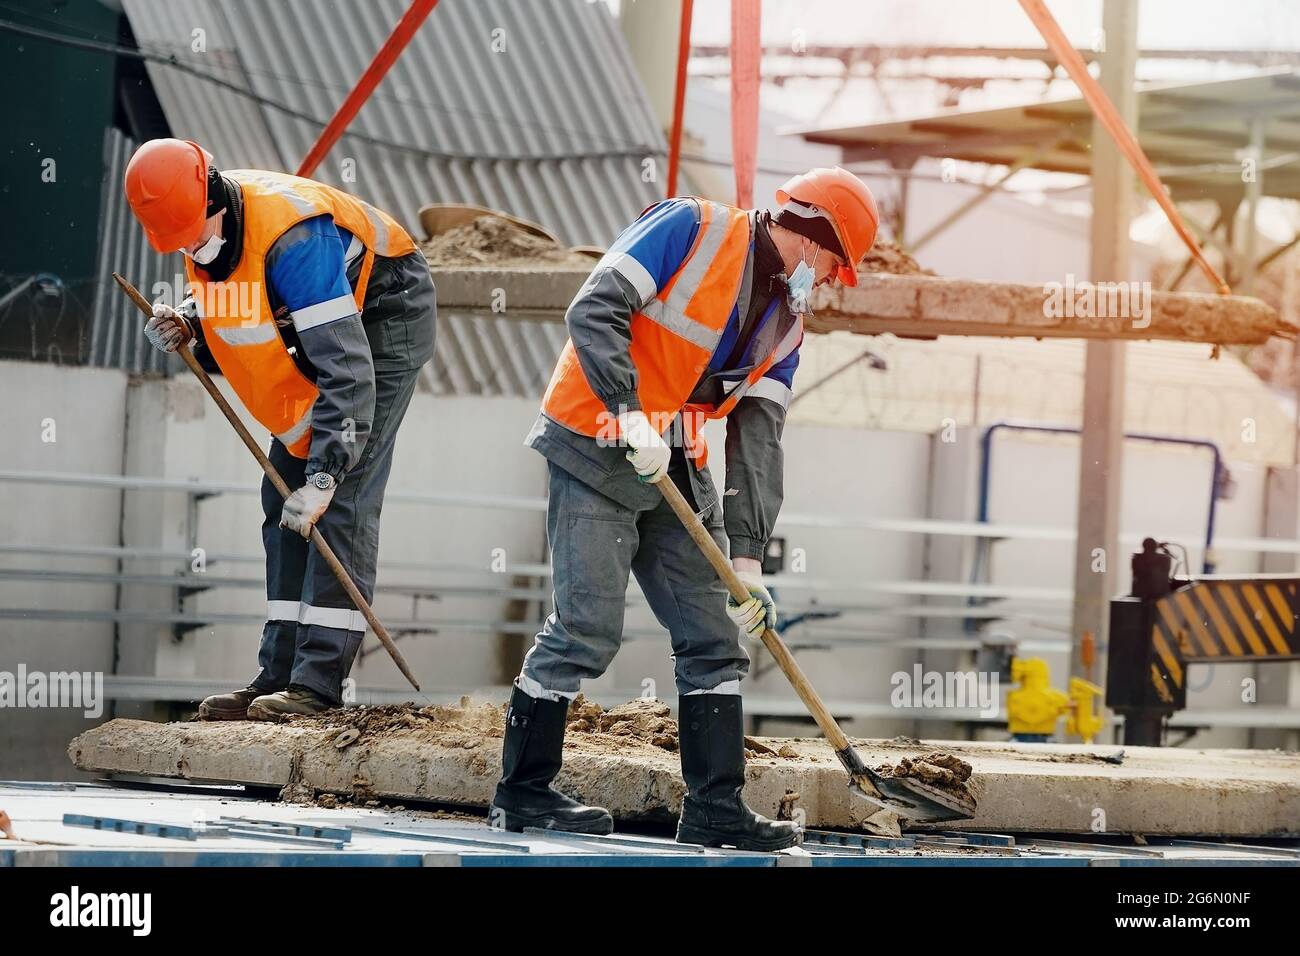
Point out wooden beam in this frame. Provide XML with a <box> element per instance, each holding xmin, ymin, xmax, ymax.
<box><xmin>428</xmin><ymin>268</ymin><xmax>1293</xmax><ymax>346</ymax></box>
<box><xmin>805</xmin><ymin>274</ymin><xmax>1289</xmax><ymax>345</ymax></box>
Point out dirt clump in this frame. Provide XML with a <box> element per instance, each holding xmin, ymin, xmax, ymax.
<box><xmin>776</xmin><ymin>791</ymin><xmax>802</xmax><ymax>820</ymax></box>
<box><xmin>421</xmin><ymin>216</ymin><xmax>597</xmax><ymax>269</ymax></box>
<box><xmin>875</xmin><ymin>751</ymin><xmax>973</xmax><ymax>790</ymax></box>
<box><xmin>566</xmin><ymin>694</ymin><xmax>678</xmax><ymax>751</ymax></box>
<box><xmin>283</xmin><ymin>696</ymin><xmax>505</xmax><ymax>750</ymax></box>
<box><xmin>860</xmin><ymin>238</ymin><xmax>933</xmax><ymax>277</ymax></box>
<box><xmin>565</xmin><ymin>693</ymin><xmax>605</xmax><ymax>733</ymax></box>
<box><xmin>278</xmin><ymin>780</ymin><xmax>316</xmax><ymax>804</ymax></box>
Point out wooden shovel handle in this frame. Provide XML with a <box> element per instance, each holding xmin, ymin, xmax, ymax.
<box><xmin>655</xmin><ymin>475</ymin><xmax>850</xmax><ymax>752</ymax></box>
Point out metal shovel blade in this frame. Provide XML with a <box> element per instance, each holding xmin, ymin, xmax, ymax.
<box><xmin>852</xmin><ymin>770</ymin><xmax>978</xmax><ymax>823</ymax></box>
<box><xmin>839</xmin><ymin>746</ymin><xmax>977</xmax><ymax>823</ymax></box>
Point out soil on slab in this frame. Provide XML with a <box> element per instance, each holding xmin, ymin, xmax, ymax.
<box><xmin>280</xmin><ymin>694</ymin><xmax>686</xmax><ymax>749</ymax></box>
<box><xmin>420</xmin><ymin>214</ymin><xmax>931</xmax><ymax>276</ymax></box>
<box><xmin>279</xmin><ymin>695</ymin><xmax>975</xmax><ymax>784</ymax></box>
<box><xmin>874</xmin><ymin>751</ymin><xmax>973</xmax><ymax>792</ymax></box>
<box><xmin>860</xmin><ymin>238</ymin><xmax>933</xmax><ymax>277</ymax></box>
<box><xmin>565</xmin><ymin>695</ymin><xmax>679</xmax><ymax>751</ymax></box>
<box><xmin>266</xmin><ymin>697</ymin><xmax>974</xmax><ymax>817</ymax></box>
<box><xmin>421</xmin><ymin>216</ymin><xmax>596</xmax><ymax>269</ymax></box>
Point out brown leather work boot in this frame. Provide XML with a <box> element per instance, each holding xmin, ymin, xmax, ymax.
<box><xmin>246</xmin><ymin>685</ymin><xmax>333</xmax><ymax>721</ymax></box>
<box><xmin>198</xmin><ymin>685</ymin><xmax>267</xmax><ymax>721</ymax></box>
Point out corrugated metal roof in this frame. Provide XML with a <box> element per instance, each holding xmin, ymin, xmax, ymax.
<box><xmin>118</xmin><ymin>0</ymin><xmax>665</xmax><ymax>246</ymax></box>
<box><xmin>93</xmin><ymin>0</ymin><xmax>664</xmax><ymax>387</ymax></box>
<box><xmin>427</xmin><ymin>311</ymin><xmax>567</xmax><ymax>397</ymax></box>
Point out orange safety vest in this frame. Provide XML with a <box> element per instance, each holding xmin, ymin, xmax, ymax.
<box><xmin>185</xmin><ymin>170</ymin><xmax>416</xmax><ymax>457</ymax></box>
<box><xmin>541</xmin><ymin>198</ymin><xmax>802</xmax><ymax>467</ymax></box>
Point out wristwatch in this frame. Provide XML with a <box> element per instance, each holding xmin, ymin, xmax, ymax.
<box><xmin>307</xmin><ymin>472</ymin><xmax>337</xmax><ymax>492</ymax></box>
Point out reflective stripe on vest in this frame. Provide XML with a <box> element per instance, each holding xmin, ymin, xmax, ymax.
<box><xmin>275</xmin><ymin>410</ymin><xmax>313</xmax><ymax>451</ymax></box>
<box><xmin>703</xmin><ymin>315</ymin><xmax>803</xmax><ymax>416</ymax></box>
<box><xmin>186</xmin><ymin>170</ymin><xmax>416</xmax><ymax>458</ymax></box>
<box><xmin>541</xmin><ymin>198</ymin><xmax>753</xmax><ymax>467</ymax></box>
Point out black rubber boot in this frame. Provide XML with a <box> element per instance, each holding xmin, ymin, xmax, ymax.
<box><xmin>489</xmin><ymin>686</ymin><xmax>614</xmax><ymax>834</ymax></box>
<box><xmin>676</xmin><ymin>694</ymin><xmax>801</xmax><ymax>851</ymax></box>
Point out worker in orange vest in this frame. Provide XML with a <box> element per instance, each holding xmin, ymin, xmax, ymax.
<box><xmin>124</xmin><ymin>139</ymin><xmax>435</xmax><ymax>720</ymax></box>
<box><xmin>490</xmin><ymin>168</ymin><xmax>879</xmax><ymax>850</ymax></box>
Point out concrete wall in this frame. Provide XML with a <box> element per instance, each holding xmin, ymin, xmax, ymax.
<box><xmin>0</xmin><ymin>360</ymin><xmax>126</xmax><ymax>778</ymax></box>
<box><xmin>1</xmin><ymin>357</ymin><xmax>1294</xmax><ymax>777</ymax></box>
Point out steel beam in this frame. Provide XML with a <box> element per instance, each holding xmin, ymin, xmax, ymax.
<box><xmin>1069</xmin><ymin>0</ymin><xmax>1137</xmax><ymax>686</ymax></box>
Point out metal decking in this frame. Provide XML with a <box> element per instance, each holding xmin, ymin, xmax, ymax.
<box><xmin>1</xmin><ymin>781</ymin><xmax>1296</xmax><ymax>867</ymax></box>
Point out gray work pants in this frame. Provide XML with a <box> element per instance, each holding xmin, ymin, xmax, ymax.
<box><xmin>520</xmin><ymin>458</ymin><xmax>750</xmax><ymax>698</ymax></box>
<box><xmin>253</xmin><ymin>363</ymin><xmax>419</xmax><ymax>704</ymax></box>
<box><xmin>252</xmin><ymin>246</ymin><xmax>436</xmax><ymax>706</ymax></box>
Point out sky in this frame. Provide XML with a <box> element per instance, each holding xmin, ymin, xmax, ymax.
<box><xmin>611</xmin><ymin>0</ymin><xmax>1300</xmax><ymax>51</ymax></box>
<box><xmin>607</xmin><ymin>0</ymin><xmax>1300</xmax><ymax>124</ymax></box>
<box><xmin>604</xmin><ymin>0</ymin><xmax>1300</xmax><ymax>245</ymax></box>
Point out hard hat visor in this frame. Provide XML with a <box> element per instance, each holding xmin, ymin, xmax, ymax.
<box><xmin>142</xmin><ymin>208</ymin><xmax>208</xmax><ymax>254</ymax></box>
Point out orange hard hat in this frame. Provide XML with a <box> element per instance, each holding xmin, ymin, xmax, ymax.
<box><xmin>776</xmin><ymin>166</ymin><xmax>879</xmax><ymax>287</ymax></box>
<box><xmin>124</xmin><ymin>138</ymin><xmax>214</xmax><ymax>252</ymax></box>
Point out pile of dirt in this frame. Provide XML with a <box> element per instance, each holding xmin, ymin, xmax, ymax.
<box><xmin>284</xmin><ymin>694</ymin><xmax>684</xmax><ymax>754</ymax></box>
<box><xmin>421</xmin><ymin>213</ymin><xmax>930</xmax><ymax>277</ymax></box>
<box><xmin>875</xmin><ymin>751</ymin><xmax>972</xmax><ymax>790</ymax></box>
<box><xmin>860</xmin><ymin>238</ymin><xmax>933</xmax><ymax>277</ymax></box>
<box><xmin>421</xmin><ymin>215</ymin><xmax>597</xmax><ymax>269</ymax></box>
<box><xmin>284</xmin><ymin>696</ymin><xmax>505</xmax><ymax>749</ymax></box>
<box><xmin>566</xmin><ymin>694</ymin><xmax>678</xmax><ymax>751</ymax></box>
<box><xmin>281</xmin><ymin>699</ymin><xmax>974</xmax><ymax>793</ymax></box>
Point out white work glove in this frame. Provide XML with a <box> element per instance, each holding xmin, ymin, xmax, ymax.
<box><xmin>727</xmin><ymin>568</ymin><xmax>776</xmax><ymax>637</ymax></box>
<box><xmin>279</xmin><ymin>483</ymin><xmax>336</xmax><ymax>539</ymax></box>
<box><xmin>619</xmin><ymin>410</ymin><xmax>670</xmax><ymax>483</ymax></box>
<box><xmin>144</xmin><ymin>302</ymin><xmax>195</xmax><ymax>353</ymax></box>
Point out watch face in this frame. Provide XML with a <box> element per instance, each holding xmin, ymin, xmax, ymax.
<box><xmin>312</xmin><ymin>473</ymin><xmax>333</xmax><ymax>490</ymax></box>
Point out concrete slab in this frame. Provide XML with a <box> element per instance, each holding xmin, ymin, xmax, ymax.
<box><xmin>429</xmin><ymin>267</ymin><xmax>590</xmax><ymax>313</ymax></box>
<box><xmin>807</xmin><ymin>275</ymin><xmax>1288</xmax><ymax>345</ymax></box>
<box><xmin>68</xmin><ymin>702</ymin><xmax>1300</xmax><ymax>837</ymax></box>
<box><xmin>428</xmin><ymin>268</ymin><xmax>1291</xmax><ymax>345</ymax></box>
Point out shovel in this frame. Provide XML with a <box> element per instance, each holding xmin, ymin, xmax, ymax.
<box><xmin>113</xmin><ymin>273</ymin><xmax>421</xmax><ymax>692</ymax></box>
<box><xmin>655</xmin><ymin>475</ymin><xmax>976</xmax><ymax>823</ymax></box>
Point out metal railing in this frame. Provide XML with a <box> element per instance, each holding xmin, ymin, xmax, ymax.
<box><xmin>6</xmin><ymin>467</ymin><xmax>1298</xmax><ymax>554</ymax></box>
<box><xmin>3</xmin><ymin>466</ymin><xmax>1292</xmax><ymax>731</ymax></box>
<box><xmin>7</xmin><ymin>465</ymin><xmax>1288</xmax><ymax>647</ymax></box>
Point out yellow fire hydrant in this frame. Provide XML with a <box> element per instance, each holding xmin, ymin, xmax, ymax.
<box><xmin>1006</xmin><ymin>657</ymin><xmax>1104</xmax><ymax>743</ymax></box>
<box><xmin>1066</xmin><ymin>676</ymin><xmax>1105</xmax><ymax>744</ymax></box>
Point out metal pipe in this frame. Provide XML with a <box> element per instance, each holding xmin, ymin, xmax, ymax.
<box><xmin>295</xmin><ymin>0</ymin><xmax>439</xmax><ymax>178</ymax></box>
<box><xmin>666</xmin><ymin>0</ymin><xmax>693</xmax><ymax>198</ymax></box>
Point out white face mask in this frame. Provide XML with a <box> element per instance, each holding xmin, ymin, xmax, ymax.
<box><xmin>785</xmin><ymin>246</ymin><xmax>819</xmax><ymax>314</ymax></box>
<box><xmin>183</xmin><ymin>231</ymin><xmax>225</xmax><ymax>265</ymax></box>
